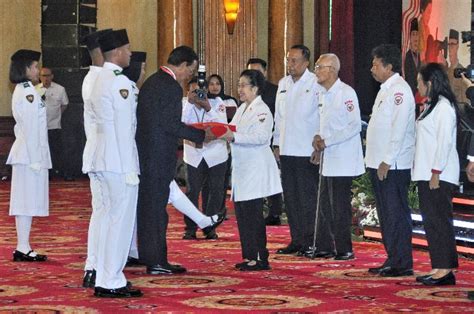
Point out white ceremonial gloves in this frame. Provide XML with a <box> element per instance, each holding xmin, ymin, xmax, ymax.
<box><xmin>29</xmin><ymin>163</ymin><xmax>41</xmax><ymax>173</ymax></box>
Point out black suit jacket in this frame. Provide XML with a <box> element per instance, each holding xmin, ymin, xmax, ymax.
<box><xmin>261</xmin><ymin>80</ymin><xmax>278</xmax><ymax>117</ymax></box>
<box><xmin>467</xmin><ymin>86</ymin><xmax>474</xmax><ymax>157</ymax></box>
<box><xmin>404</xmin><ymin>50</ymin><xmax>420</xmax><ymax>97</ymax></box>
<box><xmin>136</xmin><ymin>69</ymin><xmax>205</xmax><ymax>182</ymax></box>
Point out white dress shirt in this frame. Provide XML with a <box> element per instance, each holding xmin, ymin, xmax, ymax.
<box><xmin>82</xmin><ymin>66</ymin><xmax>102</xmax><ymax>173</ymax></box>
<box><xmin>412</xmin><ymin>96</ymin><xmax>459</xmax><ymax>185</ymax></box>
<box><xmin>273</xmin><ymin>69</ymin><xmax>322</xmax><ymax>157</ymax></box>
<box><xmin>37</xmin><ymin>81</ymin><xmax>69</xmax><ymax>130</ymax></box>
<box><xmin>230</xmin><ymin>96</ymin><xmax>282</xmax><ymax>202</ymax></box>
<box><xmin>7</xmin><ymin>81</ymin><xmax>51</xmax><ymax>168</ymax></box>
<box><xmin>181</xmin><ymin>96</ymin><xmax>228</xmax><ymax>168</ymax></box>
<box><xmin>317</xmin><ymin>78</ymin><xmax>365</xmax><ymax>177</ymax></box>
<box><xmin>365</xmin><ymin>73</ymin><xmax>415</xmax><ymax>170</ymax></box>
<box><xmin>89</xmin><ymin>62</ymin><xmax>139</xmax><ymax>174</ymax></box>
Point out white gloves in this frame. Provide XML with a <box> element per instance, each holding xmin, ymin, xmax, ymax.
<box><xmin>125</xmin><ymin>172</ymin><xmax>140</xmax><ymax>185</ymax></box>
<box><xmin>29</xmin><ymin>163</ymin><xmax>41</xmax><ymax>173</ymax></box>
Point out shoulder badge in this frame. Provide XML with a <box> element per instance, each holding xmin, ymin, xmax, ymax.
<box><xmin>218</xmin><ymin>104</ymin><xmax>226</xmax><ymax>113</ymax></box>
<box><xmin>345</xmin><ymin>100</ymin><xmax>354</xmax><ymax>112</ymax></box>
<box><xmin>394</xmin><ymin>92</ymin><xmax>404</xmax><ymax>105</ymax></box>
<box><xmin>26</xmin><ymin>94</ymin><xmax>34</xmax><ymax>103</ymax></box>
<box><xmin>113</xmin><ymin>70</ymin><xmax>123</xmax><ymax>76</ymax></box>
<box><xmin>23</xmin><ymin>82</ymin><xmax>29</xmax><ymax>88</ymax></box>
<box><xmin>258</xmin><ymin>113</ymin><xmax>267</xmax><ymax>123</ymax></box>
<box><xmin>120</xmin><ymin>89</ymin><xmax>129</xmax><ymax>99</ymax></box>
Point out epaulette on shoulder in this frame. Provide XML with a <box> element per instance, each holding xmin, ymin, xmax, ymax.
<box><xmin>113</xmin><ymin>70</ymin><xmax>123</xmax><ymax>76</ymax></box>
<box><xmin>22</xmin><ymin>82</ymin><xmax>30</xmax><ymax>88</ymax></box>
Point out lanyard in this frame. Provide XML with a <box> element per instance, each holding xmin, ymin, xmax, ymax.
<box><xmin>160</xmin><ymin>66</ymin><xmax>176</xmax><ymax>80</ymax></box>
<box><xmin>193</xmin><ymin>107</ymin><xmax>206</xmax><ymax>123</ymax></box>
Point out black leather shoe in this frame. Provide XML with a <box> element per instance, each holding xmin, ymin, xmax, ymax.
<box><xmin>421</xmin><ymin>271</ymin><xmax>455</xmax><ymax>286</ymax></box>
<box><xmin>368</xmin><ymin>265</ymin><xmax>391</xmax><ymax>274</ymax></box>
<box><xmin>126</xmin><ymin>257</ymin><xmax>144</xmax><ymax>267</ymax></box>
<box><xmin>202</xmin><ymin>213</ymin><xmax>225</xmax><ymax>235</ymax></box>
<box><xmin>415</xmin><ymin>274</ymin><xmax>432</xmax><ymax>282</ymax></box>
<box><xmin>468</xmin><ymin>291</ymin><xmax>474</xmax><ymax>300</ymax></box>
<box><xmin>265</xmin><ymin>215</ymin><xmax>281</xmax><ymax>226</ymax></box>
<box><xmin>146</xmin><ymin>263</ymin><xmax>187</xmax><ymax>275</ymax></box>
<box><xmin>13</xmin><ymin>250</ymin><xmax>47</xmax><ymax>262</ymax></box>
<box><xmin>205</xmin><ymin>230</ymin><xmax>218</xmax><ymax>240</ymax></box>
<box><xmin>334</xmin><ymin>252</ymin><xmax>355</xmax><ymax>260</ymax></box>
<box><xmin>182</xmin><ymin>232</ymin><xmax>197</xmax><ymax>240</ymax></box>
<box><xmin>239</xmin><ymin>260</ymin><xmax>271</xmax><ymax>271</ymax></box>
<box><xmin>235</xmin><ymin>260</ymin><xmax>249</xmax><ymax>269</ymax></box>
<box><xmin>276</xmin><ymin>245</ymin><xmax>300</xmax><ymax>255</ymax></box>
<box><xmin>296</xmin><ymin>247</ymin><xmax>313</xmax><ymax>257</ymax></box>
<box><xmin>83</xmin><ymin>270</ymin><xmax>96</xmax><ymax>288</ymax></box>
<box><xmin>307</xmin><ymin>251</ymin><xmax>336</xmax><ymax>259</ymax></box>
<box><xmin>380</xmin><ymin>267</ymin><xmax>414</xmax><ymax>277</ymax></box>
<box><xmin>94</xmin><ymin>286</ymin><xmax>143</xmax><ymax>298</ymax></box>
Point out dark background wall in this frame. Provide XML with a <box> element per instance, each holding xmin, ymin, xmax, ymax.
<box><xmin>354</xmin><ymin>0</ymin><xmax>402</xmax><ymax>119</ymax></box>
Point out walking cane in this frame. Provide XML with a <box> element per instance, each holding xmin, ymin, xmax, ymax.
<box><xmin>306</xmin><ymin>149</ymin><xmax>324</xmax><ymax>259</ymax></box>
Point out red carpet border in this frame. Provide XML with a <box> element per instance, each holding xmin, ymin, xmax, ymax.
<box><xmin>0</xmin><ymin>178</ymin><xmax>473</xmax><ymax>312</ymax></box>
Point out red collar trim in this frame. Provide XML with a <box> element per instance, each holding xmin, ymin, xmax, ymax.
<box><xmin>160</xmin><ymin>66</ymin><xmax>176</xmax><ymax>80</ymax></box>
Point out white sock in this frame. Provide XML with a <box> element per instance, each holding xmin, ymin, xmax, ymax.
<box><xmin>171</xmin><ymin>195</ymin><xmax>212</xmax><ymax>228</ymax></box>
<box><xmin>15</xmin><ymin>215</ymin><xmax>34</xmax><ymax>255</ymax></box>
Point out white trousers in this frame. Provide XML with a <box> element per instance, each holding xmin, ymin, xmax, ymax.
<box><xmin>94</xmin><ymin>172</ymin><xmax>137</xmax><ymax>289</ymax></box>
<box><xmin>84</xmin><ymin>172</ymin><xmax>103</xmax><ymax>271</ymax></box>
<box><xmin>129</xmin><ymin>180</ymin><xmax>209</xmax><ymax>258</ymax></box>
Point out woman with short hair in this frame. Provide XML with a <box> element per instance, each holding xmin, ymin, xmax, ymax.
<box><xmin>221</xmin><ymin>69</ymin><xmax>282</xmax><ymax>271</ymax></box>
<box><xmin>413</xmin><ymin>62</ymin><xmax>459</xmax><ymax>285</ymax></box>
<box><xmin>8</xmin><ymin>49</ymin><xmax>51</xmax><ymax>262</ymax></box>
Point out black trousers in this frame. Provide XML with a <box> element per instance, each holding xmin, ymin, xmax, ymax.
<box><xmin>266</xmin><ymin>192</ymin><xmax>283</xmax><ymax>216</ymax></box>
<box><xmin>184</xmin><ymin>160</ymin><xmax>227</xmax><ymax>232</ymax></box>
<box><xmin>137</xmin><ymin>175</ymin><xmax>170</xmax><ymax>265</ymax></box>
<box><xmin>418</xmin><ymin>181</ymin><xmax>458</xmax><ymax>269</ymax></box>
<box><xmin>316</xmin><ymin>176</ymin><xmax>354</xmax><ymax>253</ymax></box>
<box><xmin>48</xmin><ymin>129</ymin><xmax>63</xmax><ymax>174</ymax></box>
<box><xmin>369</xmin><ymin>168</ymin><xmax>413</xmax><ymax>269</ymax></box>
<box><xmin>280</xmin><ymin>155</ymin><xmax>319</xmax><ymax>249</ymax></box>
<box><xmin>234</xmin><ymin>198</ymin><xmax>269</xmax><ymax>261</ymax></box>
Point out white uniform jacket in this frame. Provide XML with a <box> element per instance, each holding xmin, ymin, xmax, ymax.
<box><xmin>317</xmin><ymin>79</ymin><xmax>365</xmax><ymax>177</ymax></box>
<box><xmin>37</xmin><ymin>81</ymin><xmax>69</xmax><ymax>130</ymax></box>
<box><xmin>89</xmin><ymin>62</ymin><xmax>139</xmax><ymax>174</ymax></box>
<box><xmin>7</xmin><ymin>81</ymin><xmax>51</xmax><ymax>169</ymax></box>
<box><xmin>412</xmin><ymin>96</ymin><xmax>459</xmax><ymax>185</ymax></box>
<box><xmin>273</xmin><ymin>69</ymin><xmax>322</xmax><ymax>157</ymax></box>
<box><xmin>82</xmin><ymin>65</ymin><xmax>102</xmax><ymax>173</ymax></box>
<box><xmin>182</xmin><ymin>96</ymin><xmax>228</xmax><ymax>168</ymax></box>
<box><xmin>230</xmin><ymin>96</ymin><xmax>283</xmax><ymax>202</ymax></box>
<box><xmin>365</xmin><ymin>73</ymin><xmax>415</xmax><ymax>170</ymax></box>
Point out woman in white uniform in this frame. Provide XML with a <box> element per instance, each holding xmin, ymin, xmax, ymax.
<box><xmin>413</xmin><ymin>62</ymin><xmax>459</xmax><ymax>286</ymax></box>
<box><xmin>7</xmin><ymin>49</ymin><xmax>51</xmax><ymax>262</ymax></box>
<box><xmin>221</xmin><ymin>69</ymin><xmax>282</xmax><ymax>271</ymax></box>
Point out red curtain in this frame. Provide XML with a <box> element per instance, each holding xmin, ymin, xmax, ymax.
<box><xmin>330</xmin><ymin>0</ymin><xmax>354</xmax><ymax>87</ymax></box>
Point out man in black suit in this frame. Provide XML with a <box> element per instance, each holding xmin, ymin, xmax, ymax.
<box><xmin>247</xmin><ymin>58</ymin><xmax>284</xmax><ymax>226</ymax></box>
<box><xmin>136</xmin><ymin>46</ymin><xmax>211</xmax><ymax>275</ymax></box>
<box><xmin>462</xmin><ymin>76</ymin><xmax>474</xmax><ymax>301</ymax></box>
<box><xmin>404</xmin><ymin>18</ymin><xmax>420</xmax><ymax>97</ymax></box>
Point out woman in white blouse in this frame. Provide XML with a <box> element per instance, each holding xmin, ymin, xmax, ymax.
<box><xmin>221</xmin><ymin>69</ymin><xmax>282</xmax><ymax>271</ymax></box>
<box><xmin>413</xmin><ymin>62</ymin><xmax>459</xmax><ymax>286</ymax></box>
<box><xmin>8</xmin><ymin>50</ymin><xmax>51</xmax><ymax>262</ymax></box>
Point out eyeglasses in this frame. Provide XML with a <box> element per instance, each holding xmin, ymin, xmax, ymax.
<box><xmin>237</xmin><ymin>83</ymin><xmax>252</xmax><ymax>88</ymax></box>
<box><xmin>314</xmin><ymin>65</ymin><xmax>333</xmax><ymax>71</ymax></box>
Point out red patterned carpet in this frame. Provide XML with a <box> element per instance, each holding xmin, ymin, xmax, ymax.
<box><xmin>0</xmin><ymin>178</ymin><xmax>473</xmax><ymax>312</ymax></box>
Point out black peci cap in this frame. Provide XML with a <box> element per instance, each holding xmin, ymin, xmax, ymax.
<box><xmin>123</xmin><ymin>61</ymin><xmax>142</xmax><ymax>83</ymax></box>
<box><xmin>131</xmin><ymin>51</ymin><xmax>147</xmax><ymax>63</ymax></box>
<box><xmin>410</xmin><ymin>18</ymin><xmax>418</xmax><ymax>32</ymax></box>
<box><xmin>82</xmin><ymin>29</ymin><xmax>113</xmax><ymax>50</ymax></box>
<box><xmin>11</xmin><ymin>49</ymin><xmax>41</xmax><ymax>62</ymax></box>
<box><xmin>449</xmin><ymin>29</ymin><xmax>459</xmax><ymax>41</ymax></box>
<box><xmin>98</xmin><ymin>29</ymin><xmax>129</xmax><ymax>52</ymax></box>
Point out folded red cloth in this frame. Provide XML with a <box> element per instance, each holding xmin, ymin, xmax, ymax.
<box><xmin>190</xmin><ymin>122</ymin><xmax>236</xmax><ymax>137</ymax></box>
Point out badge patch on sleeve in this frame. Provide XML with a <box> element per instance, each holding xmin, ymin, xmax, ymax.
<box><xmin>218</xmin><ymin>104</ymin><xmax>225</xmax><ymax>113</ymax></box>
<box><xmin>345</xmin><ymin>100</ymin><xmax>354</xmax><ymax>112</ymax></box>
<box><xmin>394</xmin><ymin>92</ymin><xmax>404</xmax><ymax>105</ymax></box>
<box><xmin>26</xmin><ymin>95</ymin><xmax>34</xmax><ymax>103</ymax></box>
<box><xmin>258</xmin><ymin>113</ymin><xmax>267</xmax><ymax>122</ymax></box>
<box><xmin>120</xmin><ymin>89</ymin><xmax>129</xmax><ymax>99</ymax></box>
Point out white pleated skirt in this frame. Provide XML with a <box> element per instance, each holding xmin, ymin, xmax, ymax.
<box><xmin>9</xmin><ymin>165</ymin><xmax>49</xmax><ymax>217</ymax></box>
